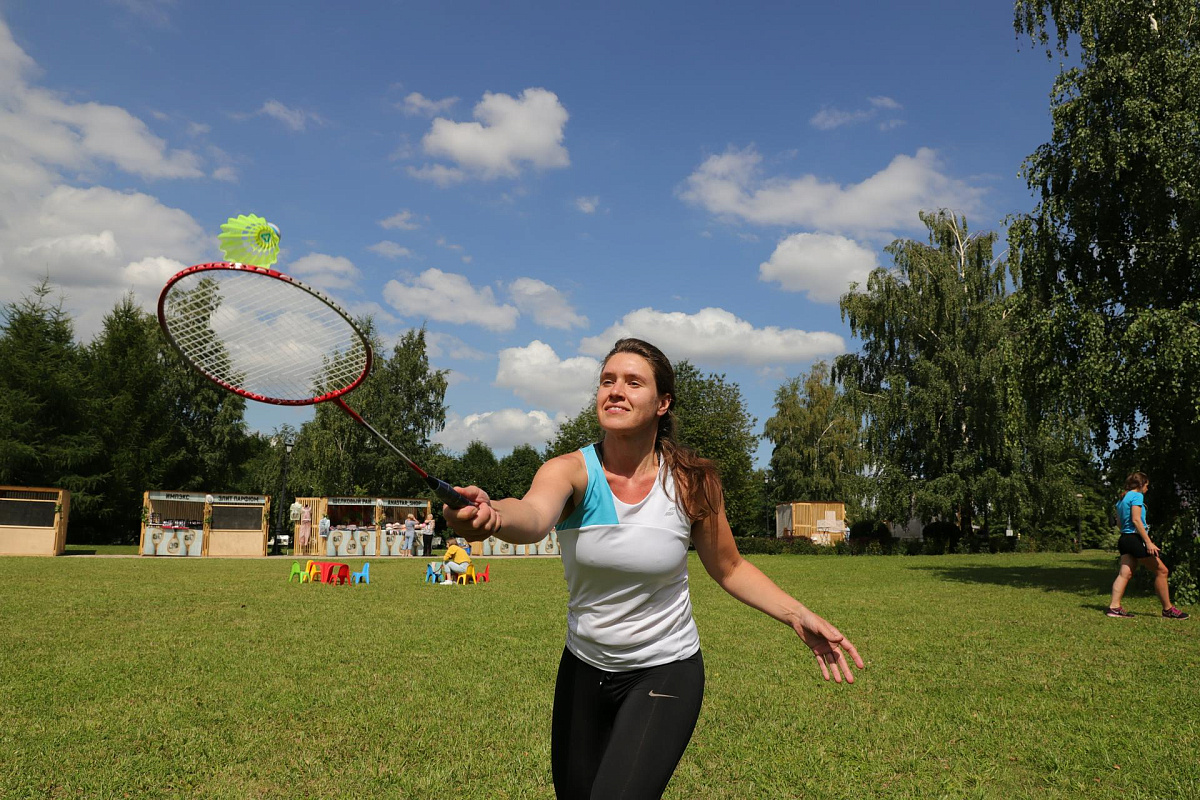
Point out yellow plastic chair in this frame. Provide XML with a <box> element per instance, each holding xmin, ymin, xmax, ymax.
<box><xmin>304</xmin><ymin>560</ymin><xmax>319</xmax><ymax>583</ymax></box>
<box><xmin>456</xmin><ymin>564</ymin><xmax>477</xmax><ymax>585</ymax></box>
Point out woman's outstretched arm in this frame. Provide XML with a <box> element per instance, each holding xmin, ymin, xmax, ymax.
<box><xmin>442</xmin><ymin>453</ymin><xmax>581</xmax><ymax>545</ymax></box>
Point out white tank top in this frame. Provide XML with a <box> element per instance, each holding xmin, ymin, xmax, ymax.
<box><xmin>557</xmin><ymin>444</ymin><xmax>701</xmax><ymax>671</ymax></box>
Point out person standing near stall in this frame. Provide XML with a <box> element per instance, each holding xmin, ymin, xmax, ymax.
<box><xmin>421</xmin><ymin>512</ymin><xmax>436</xmax><ymax>559</ymax></box>
<box><xmin>442</xmin><ymin>337</ymin><xmax>864</xmax><ymax>799</ymax></box>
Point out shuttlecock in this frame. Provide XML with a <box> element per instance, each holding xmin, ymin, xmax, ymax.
<box><xmin>218</xmin><ymin>213</ymin><xmax>281</xmax><ymax>267</ymax></box>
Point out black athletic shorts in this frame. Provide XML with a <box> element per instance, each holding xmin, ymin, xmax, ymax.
<box><xmin>1118</xmin><ymin>533</ymin><xmax>1155</xmax><ymax>559</ymax></box>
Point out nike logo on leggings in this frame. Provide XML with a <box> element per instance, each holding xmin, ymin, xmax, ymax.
<box><xmin>647</xmin><ymin>690</ymin><xmax>677</xmax><ymax>698</ymax></box>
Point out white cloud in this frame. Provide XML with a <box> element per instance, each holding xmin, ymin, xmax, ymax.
<box><xmin>759</xmin><ymin>233</ymin><xmax>879</xmax><ymax>302</ymax></box>
<box><xmin>0</xmin><ymin>19</ymin><xmax>208</xmax><ymax>337</ymax></box>
<box><xmin>2</xmin><ymin>88</ymin><xmax>203</xmax><ymax>180</ymax></box>
<box><xmin>257</xmin><ymin>100</ymin><xmax>325</xmax><ymax>132</ymax></box>
<box><xmin>494</xmin><ymin>340</ymin><xmax>599</xmax><ymax>415</ymax></box>
<box><xmin>367</xmin><ymin>241</ymin><xmax>414</xmax><ymax>259</ymax></box>
<box><xmin>407</xmin><ymin>163</ymin><xmax>466</xmax><ymax>187</ymax></box>
<box><xmin>579</xmin><ymin>307</ymin><xmax>845</xmax><ymax>367</ymax></box>
<box><xmin>434</xmin><ymin>408</ymin><xmax>561</xmax><ymax>454</ymax></box>
<box><xmin>509</xmin><ymin>277</ymin><xmax>587</xmax><ymax>330</ymax></box>
<box><xmin>810</xmin><ymin>95</ymin><xmax>903</xmax><ymax>131</ymax></box>
<box><xmin>679</xmin><ymin>146</ymin><xmax>984</xmax><ymax>235</ymax></box>
<box><xmin>382</xmin><ymin>268</ymin><xmax>518</xmax><ymax>331</ymax></box>
<box><xmin>417</xmin><ymin>87</ymin><xmax>569</xmax><ymax>181</ymax></box>
<box><xmin>809</xmin><ymin>107</ymin><xmax>874</xmax><ymax>130</ymax></box>
<box><xmin>424</xmin><ymin>331</ymin><xmax>487</xmax><ymax>360</ymax></box>
<box><xmin>575</xmin><ymin>195</ymin><xmax>599</xmax><ymax>214</ymax></box>
<box><xmin>379</xmin><ymin>209</ymin><xmax>420</xmax><ymax>230</ymax></box>
<box><xmin>401</xmin><ymin>92</ymin><xmax>459</xmax><ymax>117</ymax></box>
<box><xmin>288</xmin><ymin>253</ymin><xmax>361</xmax><ymax>291</ymax></box>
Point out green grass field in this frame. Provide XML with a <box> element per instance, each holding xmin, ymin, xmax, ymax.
<box><xmin>2</xmin><ymin>552</ymin><xmax>1196</xmax><ymax>799</ymax></box>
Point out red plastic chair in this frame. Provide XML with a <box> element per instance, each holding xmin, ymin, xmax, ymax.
<box><xmin>334</xmin><ymin>564</ymin><xmax>350</xmax><ymax>585</ymax></box>
<box><xmin>475</xmin><ymin>563</ymin><xmax>490</xmax><ymax>583</ymax></box>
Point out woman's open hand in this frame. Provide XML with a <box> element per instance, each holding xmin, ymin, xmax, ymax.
<box><xmin>789</xmin><ymin>607</ymin><xmax>864</xmax><ymax>684</ymax></box>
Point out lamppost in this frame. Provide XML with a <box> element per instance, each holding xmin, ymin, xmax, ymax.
<box><xmin>1075</xmin><ymin>492</ymin><xmax>1084</xmax><ymax>549</ymax></box>
<box><xmin>274</xmin><ymin>437</ymin><xmax>294</xmax><ymax>555</ymax></box>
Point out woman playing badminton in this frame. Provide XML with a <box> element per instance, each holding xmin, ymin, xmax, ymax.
<box><xmin>443</xmin><ymin>338</ymin><xmax>864</xmax><ymax>800</ymax></box>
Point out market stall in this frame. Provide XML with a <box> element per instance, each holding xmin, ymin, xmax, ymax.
<box><xmin>140</xmin><ymin>491</ymin><xmax>270</xmax><ymax>557</ymax></box>
<box><xmin>291</xmin><ymin>496</ymin><xmax>431</xmax><ymax>558</ymax></box>
<box><xmin>775</xmin><ymin>501</ymin><xmax>847</xmax><ymax>544</ymax></box>
<box><xmin>0</xmin><ymin>486</ymin><xmax>69</xmax><ymax>556</ymax></box>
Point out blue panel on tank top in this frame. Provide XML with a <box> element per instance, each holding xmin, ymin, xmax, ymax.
<box><xmin>559</xmin><ymin>444</ymin><xmax>618</xmax><ymax>529</ymax></box>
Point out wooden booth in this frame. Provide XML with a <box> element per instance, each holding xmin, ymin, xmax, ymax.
<box><xmin>140</xmin><ymin>491</ymin><xmax>270</xmax><ymax>557</ymax></box>
<box><xmin>776</xmin><ymin>502</ymin><xmax>847</xmax><ymax>545</ymax></box>
<box><xmin>0</xmin><ymin>486</ymin><xmax>69</xmax><ymax>556</ymax></box>
<box><xmin>292</xmin><ymin>496</ymin><xmax>432</xmax><ymax>558</ymax></box>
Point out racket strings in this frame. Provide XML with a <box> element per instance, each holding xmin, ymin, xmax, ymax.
<box><xmin>162</xmin><ymin>269</ymin><xmax>368</xmax><ymax>402</ymax></box>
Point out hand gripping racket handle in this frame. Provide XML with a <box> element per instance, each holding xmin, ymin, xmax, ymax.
<box><xmin>425</xmin><ymin>476</ymin><xmax>473</xmax><ymax>509</ymax></box>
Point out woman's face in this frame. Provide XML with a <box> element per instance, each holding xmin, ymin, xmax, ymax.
<box><xmin>596</xmin><ymin>353</ymin><xmax>671</xmax><ymax>434</ymax></box>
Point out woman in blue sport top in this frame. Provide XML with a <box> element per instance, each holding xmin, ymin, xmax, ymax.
<box><xmin>1106</xmin><ymin>471</ymin><xmax>1188</xmax><ymax>619</ymax></box>
<box><xmin>443</xmin><ymin>338</ymin><xmax>864</xmax><ymax>800</ymax></box>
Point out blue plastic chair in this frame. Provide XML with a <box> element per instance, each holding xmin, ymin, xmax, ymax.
<box><xmin>424</xmin><ymin>563</ymin><xmax>440</xmax><ymax>583</ymax></box>
<box><xmin>352</xmin><ymin>562</ymin><xmax>370</xmax><ymax>585</ymax></box>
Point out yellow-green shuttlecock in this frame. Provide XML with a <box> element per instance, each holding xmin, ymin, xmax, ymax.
<box><xmin>218</xmin><ymin>214</ymin><xmax>281</xmax><ymax>267</ymax></box>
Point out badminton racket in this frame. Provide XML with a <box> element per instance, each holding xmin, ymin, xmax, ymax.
<box><xmin>157</xmin><ymin>262</ymin><xmax>473</xmax><ymax>509</ymax></box>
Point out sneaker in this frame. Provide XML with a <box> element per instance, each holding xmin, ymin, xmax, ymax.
<box><xmin>1105</xmin><ymin>606</ymin><xmax>1135</xmax><ymax>618</ymax></box>
<box><xmin>1162</xmin><ymin>607</ymin><xmax>1190</xmax><ymax>619</ymax></box>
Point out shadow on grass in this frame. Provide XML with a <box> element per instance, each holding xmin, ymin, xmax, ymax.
<box><xmin>62</xmin><ymin>548</ymin><xmax>97</xmax><ymax>555</ymax></box>
<box><xmin>911</xmin><ymin>556</ymin><xmax>1125</xmax><ymax>598</ymax></box>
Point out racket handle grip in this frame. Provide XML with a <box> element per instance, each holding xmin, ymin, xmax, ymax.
<box><xmin>426</xmin><ymin>475</ymin><xmax>475</xmax><ymax>509</ymax></box>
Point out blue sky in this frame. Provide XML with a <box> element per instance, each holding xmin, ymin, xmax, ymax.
<box><xmin>0</xmin><ymin>1</ymin><xmax>1063</xmax><ymax>464</ymax></box>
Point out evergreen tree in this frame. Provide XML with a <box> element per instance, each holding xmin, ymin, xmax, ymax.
<box><xmin>85</xmin><ymin>295</ymin><xmax>187</xmax><ymax>538</ymax></box>
<box><xmin>0</xmin><ymin>281</ymin><xmax>102</xmax><ymax>523</ymax></box>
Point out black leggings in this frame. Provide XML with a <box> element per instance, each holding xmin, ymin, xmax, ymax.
<box><xmin>551</xmin><ymin>647</ymin><xmax>704</xmax><ymax>800</ymax></box>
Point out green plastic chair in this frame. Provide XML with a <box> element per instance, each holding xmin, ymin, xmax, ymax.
<box><xmin>288</xmin><ymin>561</ymin><xmax>304</xmax><ymax>582</ymax></box>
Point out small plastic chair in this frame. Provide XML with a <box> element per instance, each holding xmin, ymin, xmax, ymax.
<box><xmin>288</xmin><ymin>561</ymin><xmax>304</xmax><ymax>582</ymax></box>
<box><xmin>475</xmin><ymin>563</ymin><xmax>490</xmax><ymax>583</ymax></box>
<box><xmin>424</xmin><ymin>563</ymin><xmax>440</xmax><ymax>584</ymax></box>
<box><xmin>352</xmin><ymin>562</ymin><xmax>370</xmax><ymax>585</ymax></box>
<box><xmin>333</xmin><ymin>564</ymin><xmax>351</xmax><ymax>585</ymax></box>
<box><xmin>456</xmin><ymin>564</ymin><xmax>477</xmax><ymax>585</ymax></box>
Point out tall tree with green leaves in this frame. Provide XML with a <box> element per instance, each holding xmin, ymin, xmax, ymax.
<box><xmin>85</xmin><ymin>295</ymin><xmax>189</xmax><ymax>537</ymax></box>
<box><xmin>764</xmin><ymin>361</ymin><xmax>863</xmax><ymax>514</ymax></box>
<box><xmin>837</xmin><ymin>211</ymin><xmax>1027</xmax><ymax>537</ymax></box>
<box><xmin>0</xmin><ymin>282</ymin><xmax>102</xmax><ymax>518</ymax></box>
<box><xmin>672</xmin><ymin>361</ymin><xmax>760</xmax><ymax>534</ymax></box>
<box><xmin>1011</xmin><ymin>0</ymin><xmax>1200</xmax><ymax>591</ymax></box>
<box><xmin>290</xmin><ymin>326</ymin><xmax>449</xmax><ymax>499</ymax></box>
<box><xmin>496</xmin><ymin>444</ymin><xmax>543</xmax><ymax>501</ymax></box>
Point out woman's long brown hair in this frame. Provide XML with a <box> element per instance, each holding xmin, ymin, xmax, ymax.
<box><xmin>599</xmin><ymin>338</ymin><xmax>723</xmax><ymax>522</ymax></box>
